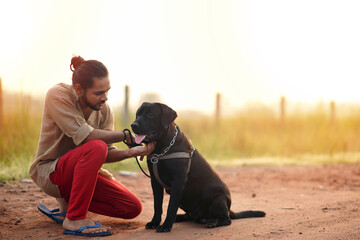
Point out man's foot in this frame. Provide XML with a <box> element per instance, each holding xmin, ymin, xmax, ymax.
<box><xmin>63</xmin><ymin>218</ymin><xmax>111</xmax><ymax>235</ymax></box>
<box><xmin>37</xmin><ymin>204</ymin><xmax>66</xmax><ymax>223</ymax></box>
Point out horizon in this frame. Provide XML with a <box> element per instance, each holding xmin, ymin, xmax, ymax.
<box><xmin>3</xmin><ymin>86</ymin><xmax>360</xmax><ymax>117</ymax></box>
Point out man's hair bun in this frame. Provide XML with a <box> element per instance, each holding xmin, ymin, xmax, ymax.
<box><xmin>70</xmin><ymin>55</ymin><xmax>85</xmax><ymax>72</ymax></box>
<box><xmin>70</xmin><ymin>55</ymin><xmax>108</xmax><ymax>88</ymax></box>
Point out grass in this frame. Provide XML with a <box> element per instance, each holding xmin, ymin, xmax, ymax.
<box><xmin>1</xmin><ymin>92</ymin><xmax>360</xmax><ymax>181</ymax></box>
<box><xmin>0</xmin><ymin>92</ymin><xmax>42</xmax><ymax>180</ymax></box>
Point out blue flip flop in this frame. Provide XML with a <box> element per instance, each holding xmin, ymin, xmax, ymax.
<box><xmin>63</xmin><ymin>221</ymin><xmax>112</xmax><ymax>237</ymax></box>
<box><xmin>37</xmin><ymin>204</ymin><xmax>66</xmax><ymax>223</ymax></box>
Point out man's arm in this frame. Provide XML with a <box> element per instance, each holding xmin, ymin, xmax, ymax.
<box><xmin>84</xmin><ymin>129</ymin><xmax>126</xmax><ymax>144</ymax></box>
<box><xmin>105</xmin><ymin>142</ymin><xmax>156</xmax><ymax>163</ymax></box>
<box><xmin>84</xmin><ymin>128</ymin><xmax>156</xmax><ymax>163</ymax></box>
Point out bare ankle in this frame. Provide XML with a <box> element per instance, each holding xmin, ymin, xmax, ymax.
<box><xmin>56</xmin><ymin>198</ymin><xmax>68</xmax><ymax>212</ymax></box>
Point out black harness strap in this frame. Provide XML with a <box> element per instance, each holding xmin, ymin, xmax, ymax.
<box><xmin>150</xmin><ymin>147</ymin><xmax>195</xmax><ymax>190</ymax></box>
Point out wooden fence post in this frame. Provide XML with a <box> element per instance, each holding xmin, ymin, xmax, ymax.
<box><xmin>215</xmin><ymin>93</ymin><xmax>221</xmax><ymax>125</ymax></box>
<box><xmin>330</xmin><ymin>101</ymin><xmax>335</xmax><ymax>126</ymax></box>
<box><xmin>280</xmin><ymin>96</ymin><xmax>286</xmax><ymax>124</ymax></box>
<box><xmin>123</xmin><ymin>85</ymin><xmax>129</xmax><ymax>127</ymax></box>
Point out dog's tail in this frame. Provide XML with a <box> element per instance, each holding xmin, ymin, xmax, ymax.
<box><xmin>230</xmin><ymin>210</ymin><xmax>266</xmax><ymax>219</ymax></box>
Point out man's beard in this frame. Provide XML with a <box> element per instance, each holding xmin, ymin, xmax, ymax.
<box><xmin>82</xmin><ymin>94</ymin><xmax>105</xmax><ymax>111</ymax></box>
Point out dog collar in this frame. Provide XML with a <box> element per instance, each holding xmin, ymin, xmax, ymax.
<box><xmin>150</xmin><ymin>125</ymin><xmax>179</xmax><ymax>163</ymax></box>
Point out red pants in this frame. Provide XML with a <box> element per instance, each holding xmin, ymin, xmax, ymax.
<box><xmin>50</xmin><ymin>140</ymin><xmax>142</xmax><ymax>220</ymax></box>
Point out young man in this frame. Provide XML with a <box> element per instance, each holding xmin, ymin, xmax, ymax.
<box><xmin>29</xmin><ymin>56</ymin><xmax>155</xmax><ymax>237</ymax></box>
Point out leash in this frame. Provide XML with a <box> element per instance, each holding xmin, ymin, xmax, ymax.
<box><xmin>122</xmin><ymin>129</ymin><xmax>151</xmax><ymax>178</ymax></box>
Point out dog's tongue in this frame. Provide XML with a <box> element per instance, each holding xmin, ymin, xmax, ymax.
<box><xmin>135</xmin><ymin>135</ymin><xmax>146</xmax><ymax>144</ymax></box>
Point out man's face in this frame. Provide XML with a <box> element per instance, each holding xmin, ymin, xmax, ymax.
<box><xmin>80</xmin><ymin>76</ymin><xmax>111</xmax><ymax>111</ymax></box>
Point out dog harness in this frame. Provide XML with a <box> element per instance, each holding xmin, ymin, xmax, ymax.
<box><xmin>149</xmin><ymin>125</ymin><xmax>196</xmax><ymax>190</ymax></box>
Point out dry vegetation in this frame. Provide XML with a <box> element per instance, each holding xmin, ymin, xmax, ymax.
<box><xmin>1</xmin><ymin>92</ymin><xmax>360</xmax><ymax>180</ymax></box>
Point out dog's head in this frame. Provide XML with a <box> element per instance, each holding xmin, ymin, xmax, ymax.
<box><xmin>131</xmin><ymin>102</ymin><xmax>177</xmax><ymax>144</ymax></box>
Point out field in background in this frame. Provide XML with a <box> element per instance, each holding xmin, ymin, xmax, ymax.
<box><xmin>1</xmin><ymin>92</ymin><xmax>360</xmax><ymax>180</ymax></box>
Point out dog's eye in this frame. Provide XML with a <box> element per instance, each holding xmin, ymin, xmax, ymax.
<box><xmin>147</xmin><ymin>112</ymin><xmax>154</xmax><ymax>118</ymax></box>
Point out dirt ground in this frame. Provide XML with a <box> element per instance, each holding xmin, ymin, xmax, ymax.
<box><xmin>1</xmin><ymin>164</ymin><xmax>360</xmax><ymax>240</ymax></box>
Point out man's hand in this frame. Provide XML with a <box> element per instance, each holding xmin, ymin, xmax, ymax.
<box><xmin>123</xmin><ymin>130</ymin><xmax>136</xmax><ymax>148</ymax></box>
<box><xmin>129</xmin><ymin>142</ymin><xmax>156</xmax><ymax>161</ymax></box>
<box><xmin>98</xmin><ymin>168</ymin><xmax>115</xmax><ymax>180</ymax></box>
<box><xmin>105</xmin><ymin>141</ymin><xmax>156</xmax><ymax>163</ymax></box>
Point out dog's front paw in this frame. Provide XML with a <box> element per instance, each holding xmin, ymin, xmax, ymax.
<box><xmin>156</xmin><ymin>224</ymin><xmax>172</xmax><ymax>232</ymax></box>
<box><xmin>145</xmin><ymin>221</ymin><xmax>160</xmax><ymax>229</ymax></box>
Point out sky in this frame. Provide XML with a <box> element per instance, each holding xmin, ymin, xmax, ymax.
<box><xmin>1</xmin><ymin>0</ymin><xmax>360</xmax><ymax>114</ymax></box>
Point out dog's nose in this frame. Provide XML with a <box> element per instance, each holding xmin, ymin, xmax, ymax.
<box><xmin>131</xmin><ymin>122</ymin><xmax>139</xmax><ymax>132</ymax></box>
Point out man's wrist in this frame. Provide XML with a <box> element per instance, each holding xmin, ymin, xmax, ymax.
<box><xmin>126</xmin><ymin>148</ymin><xmax>136</xmax><ymax>158</ymax></box>
<box><xmin>122</xmin><ymin>130</ymin><xmax>127</xmax><ymax>142</ymax></box>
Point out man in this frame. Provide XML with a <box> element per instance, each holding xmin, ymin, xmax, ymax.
<box><xmin>29</xmin><ymin>56</ymin><xmax>155</xmax><ymax>237</ymax></box>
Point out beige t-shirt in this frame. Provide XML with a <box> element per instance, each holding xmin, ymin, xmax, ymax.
<box><xmin>29</xmin><ymin>83</ymin><xmax>115</xmax><ymax>197</ymax></box>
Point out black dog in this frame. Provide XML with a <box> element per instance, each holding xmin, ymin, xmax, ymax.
<box><xmin>131</xmin><ymin>102</ymin><xmax>265</xmax><ymax>232</ymax></box>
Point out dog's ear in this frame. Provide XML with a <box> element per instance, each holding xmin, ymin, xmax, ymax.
<box><xmin>156</xmin><ymin>103</ymin><xmax>177</xmax><ymax>127</ymax></box>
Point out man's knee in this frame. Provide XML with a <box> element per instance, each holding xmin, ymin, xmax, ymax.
<box><xmin>81</xmin><ymin>140</ymin><xmax>108</xmax><ymax>164</ymax></box>
<box><xmin>113</xmin><ymin>195</ymin><xmax>142</xmax><ymax>219</ymax></box>
<box><xmin>85</xmin><ymin>139</ymin><xmax>107</xmax><ymax>153</ymax></box>
<box><xmin>85</xmin><ymin>139</ymin><xmax>107</xmax><ymax>150</ymax></box>
<box><xmin>123</xmin><ymin>200</ymin><xmax>142</xmax><ymax>219</ymax></box>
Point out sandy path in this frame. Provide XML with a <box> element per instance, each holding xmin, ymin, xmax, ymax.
<box><xmin>1</xmin><ymin>164</ymin><xmax>359</xmax><ymax>239</ymax></box>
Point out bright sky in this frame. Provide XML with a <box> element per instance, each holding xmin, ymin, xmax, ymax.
<box><xmin>1</xmin><ymin>0</ymin><xmax>360</xmax><ymax>114</ymax></box>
